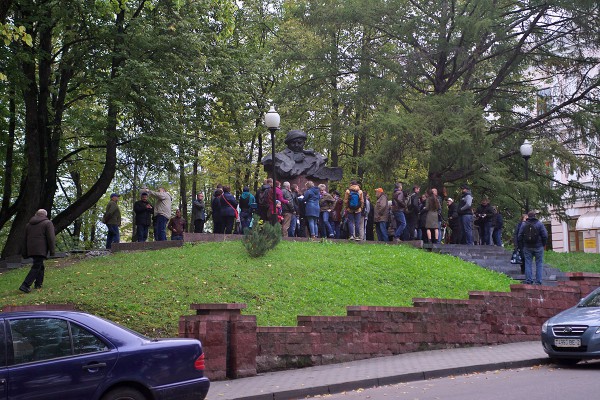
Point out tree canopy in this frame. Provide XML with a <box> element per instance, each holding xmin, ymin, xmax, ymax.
<box><xmin>1</xmin><ymin>0</ymin><xmax>599</xmax><ymax>254</ymax></box>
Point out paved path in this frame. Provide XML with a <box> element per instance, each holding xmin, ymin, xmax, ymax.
<box><xmin>207</xmin><ymin>341</ymin><xmax>549</xmax><ymax>400</ymax></box>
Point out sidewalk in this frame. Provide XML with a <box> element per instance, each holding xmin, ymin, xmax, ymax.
<box><xmin>207</xmin><ymin>341</ymin><xmax>549</xmax><ymax>400</ymax></box>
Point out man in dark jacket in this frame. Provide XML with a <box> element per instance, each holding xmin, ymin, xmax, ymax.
<box><xmin>518</xmin><ymin>211</ymin><xmax>548</xmax><ymax>285</ymax></box>
<box><xmin>134</xmin><ymin>192</ymin><xmax>154</xmax><ymax>242</ymax></box>
<box><xmin>191</xmin><ymin>192</ymin><xmax>206</xmax><ymax>233</ymax></box>
<box><xmin>168</xmin><ymin>209</ymin><xmax>187</xmax><ymax>240</ymax></box>
<box><xmin>475</xmin><ymin>196</ymin><xmax>494</xmax><ymax>245</ymax></box>
<box><xmin>20</xmin><ymin>209</ymin><xmax>56</xmax><ymax>293</ymax></box>
<box><xmin>446</xmin><ymin>198</ymin><xmax>461</xmax><ymax>244</ymax></box>
<box><xmin>390</xmin><ymin>182</ymin><xmax>407</xmax><ymax>242</ymax></box>
<box><xmin>405</xmin><ymin>185</ymin><xmax>420</xmax><ymax>240</ymax></box>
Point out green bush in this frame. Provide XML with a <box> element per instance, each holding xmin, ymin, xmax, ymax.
<box><xmin>242</xmin><ymin>216</ymin><xmax>282</xmax><ymax>257</ymax></box>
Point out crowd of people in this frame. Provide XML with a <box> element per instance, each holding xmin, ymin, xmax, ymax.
<box><xmin>101</xmin><ymin>180</ymin><xmax>511</xmax><ymax>246</ymax></box>
<box><xmin>196</xmin><ymin>179</ymin><xmax>508</xmax><ymax>245</ymax></box>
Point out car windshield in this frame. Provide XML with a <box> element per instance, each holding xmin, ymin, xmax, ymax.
<box><xmin>578</xmin><ymin>290</ymin><xmax>600</xmax><ymax>307</ymax></box>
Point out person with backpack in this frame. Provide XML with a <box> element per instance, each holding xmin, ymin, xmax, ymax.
<box><xmin>343</xmin><ymin>180</ymin><xmax>364</xmax><ymax>241</ymax></box>
<box><xmin>517</xmin><ymin>211</ymin><xmax>548</xmax><ymax>285</ymax></box>
<box><xmin>391</xmin><ymin>182</ymin><xmax>407</xmax><ymax>242</ymax></box>
<box><xmin>256</xmin><ymin>179</ymin><xmax>272</xmax><ymax>222</ymax></box>
<box><xmin>238</xmin><ymin>186</ymin><xmax>256</xmax><ymax>233</ymax></box>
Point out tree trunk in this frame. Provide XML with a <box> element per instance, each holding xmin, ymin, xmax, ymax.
<box><xmin>1</xmin><ymin>28</ymin><xmax>46</xmax><ymax>258</ymax></box>
<box><xmin>0</xmin><ymin>84</ymin><xmax>17</xmax><ymax>229</ymax></box>
<box><xmin>179</xmin><ymin>144</ymin><xmax>188</xmax><ymax>228</ymax></box>
<box><xmin>49</xmin><ymin>7</ymin><xmax>126</xmax><ymax>234</ymax></box>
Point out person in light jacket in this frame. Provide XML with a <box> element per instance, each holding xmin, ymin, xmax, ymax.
<box><xmin>144</xmin><ymin>187</ymin><xmax>173</xmax><ymax>241</ymax></box>
<box><xmin>374</xmin><ymin>188</ymin><xmax>389</xmax><ymax>242</ymax></box>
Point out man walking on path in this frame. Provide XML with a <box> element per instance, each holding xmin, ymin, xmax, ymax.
<box><xmin>103</xmin><ymin>193</ymin><xmax>121</xmax><ymax>249</ymax></box>
<box><xmin>518</xmin><ymin>210</ymin><xmax>548</xmax><ymax>285</ymax></box>
<box><xmin>19</xmin><ymin>209</ymin><xmax>55</xmax><ymax>293</ymax></box>
<box><xmin>144</xmin><ymin>187</ymin><xmax>173</xmax><ymax>241</ymax></box>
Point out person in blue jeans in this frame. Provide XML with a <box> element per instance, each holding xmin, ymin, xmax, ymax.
<box><xmin>518</xmin><ymin>211</ymin><xmax>548</xmax><ymax>285</ymax></box>
<box><xmin>343</xmin><ymin>180</ymin><xmax>364</xmax><ymax>241</ymax></box>
<box><xmin>457</xmin><ymin>184</ymin><xmax>474</xmax><ymax>245</ymax></box>
<box><xmin>373</xmin><ymin>188</ymin><xmax>389</xmax><ymax>242</ymax></box>
<box><xmin>391</xmin><ymin>182</ymin><xmax>407</xmax><ymax>241</ymax></box>
<box><xmin>303</xmin><ymin>181</ymin><xmax>321</xmax><ymax>239</ymax></box>
<box><xmin>103</xmin><ymin>193</ymin><xmax>121</xmax><ymax>249</ymax></box>
<box><xmin>318</xmin><ymin>184</ymin><xmax>336</xmax><ymax>238</ymax></box>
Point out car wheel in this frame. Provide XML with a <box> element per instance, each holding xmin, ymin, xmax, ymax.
<box><xmin>552</xmin><ymin>358</ymin><xmax>581</xmax><ymax>366</ymax></box>
<box><xmin>101</xmin><ymin>387</ymin><xmax>147</xmax><ymax>400</ymax></box>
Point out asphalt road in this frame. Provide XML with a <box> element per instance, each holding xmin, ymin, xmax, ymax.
<box><xmin>307</xmin><ymin>361</ymin><xmax>600</xmax><ymax>399</ymax></box>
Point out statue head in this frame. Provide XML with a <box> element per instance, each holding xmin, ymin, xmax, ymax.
<box><xmin>284</xmin><ymin>130</ymin><xmax>307</xmax><ymax>153</ymax></box>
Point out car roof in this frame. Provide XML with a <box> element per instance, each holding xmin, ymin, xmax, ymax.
<box><xmin>0</xmin><ymin>310</ymin><xmax>148</xmax><ymax>344</ymax></box>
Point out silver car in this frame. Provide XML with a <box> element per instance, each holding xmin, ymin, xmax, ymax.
<box><xmin>541</xmin><ymin>287</ymin><xmax>600</xmax><ymax>365</ymax></box>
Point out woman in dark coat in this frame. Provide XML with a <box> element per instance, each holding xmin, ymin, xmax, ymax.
<box><xmin>219</xmin><ymin>185</ymin><xmax>238</xmax><ymax>234</ymax></box>
<box><xmin>211</xmin><ymin>188</ymin><xmax>224</xmax><ymax>234</ymax></box>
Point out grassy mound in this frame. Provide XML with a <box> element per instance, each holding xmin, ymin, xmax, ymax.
<box><xmin>0</xmin><ymin>241</ymin><xmax>517</xmax><ymax>336</ymax></box>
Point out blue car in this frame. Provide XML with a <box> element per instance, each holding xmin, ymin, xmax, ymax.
<box><xmin>0</xmin><ymin>310</ymin><xmax>210</xmax><ymax>400</ymax></box>
<box><xmin>541</xmin><ymin>287</ymin><xmax>600</xmax><ymax>365</ymax></box>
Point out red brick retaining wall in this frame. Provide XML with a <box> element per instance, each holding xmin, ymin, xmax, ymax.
<box><xmin>181</xmin><ymin>273</ymin><xmax>600</xmax><ymax>380</ymax></box>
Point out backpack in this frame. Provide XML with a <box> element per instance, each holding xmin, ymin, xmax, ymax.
<box><xmin>523</xmin><ymin>222</ymin><xmax>539</xmax><ymax>245</ymax></box>
<box><xmin>259</xmin><ymin>188</ymin><xmax>271</xmax><ymax>209</ymax></box>
<box><xmin>348</xmin><ymin>189</ymin><xmax>360</xmax><ymax>210</ymax></box>
<box><xmin>406</xmin><ymin>193</ymin><xmax>415</xmax><ymax>213</ymax></box>
<box><xmin>239</xmin><ymin>195</ymin><xmax>250</xmax><ymax>211</ymax></box>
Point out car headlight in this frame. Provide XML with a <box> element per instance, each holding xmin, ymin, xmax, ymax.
<box><xmin>596</xmin><ymin>327</ymin><xmax>600</xmax><ymax>334</ymax></box>
<box><xmin>542</xmin><ymin>321</ymin><xmax>548</xmax><ymax>334</ymax></box>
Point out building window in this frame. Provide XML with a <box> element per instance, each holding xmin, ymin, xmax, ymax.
<box><xmin>536</xmin><ymin>88</ymin><xmax>552</xmax><ymax>116</ymax></box>
<box><xmin>567</xmin><ymin>219</ymin><xmax>583</xmax><ymax>252</ymax></box>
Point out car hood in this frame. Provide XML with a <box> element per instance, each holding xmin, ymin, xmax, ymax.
<box><xmin>549</xmin><ymin>306</ymin><xmax>600</xmax><ymax>326</ymax></box>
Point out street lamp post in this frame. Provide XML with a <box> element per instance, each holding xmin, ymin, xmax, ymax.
<box><xmin>520</xmin><ymin>139</ymin><xmax>533</xmax><ymax>213</ymax></box>
<box><xmin>265</xmin><ymin>105</ymin><xmax>281</xmax><ymax>225</ymax></box>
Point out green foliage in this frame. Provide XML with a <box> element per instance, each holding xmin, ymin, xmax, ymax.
<box><xmin>242</xmin><ymin>216</ymin><xmax>282</xmax><ymax>257</ymax></box>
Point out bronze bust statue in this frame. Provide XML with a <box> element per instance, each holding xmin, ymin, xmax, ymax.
<box><xmin>262</xmin><ymin>130</ymin><xmax>342</xmax><ymax>181</ymax></box>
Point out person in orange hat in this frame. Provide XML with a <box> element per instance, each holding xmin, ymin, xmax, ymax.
<box><xmin>374</xmin><ymin>188</ymin><xmax>389</xmax><ymax>242</ymax></box>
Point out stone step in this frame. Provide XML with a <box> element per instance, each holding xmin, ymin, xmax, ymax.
<box><xmin>423</xmin><ymin>243</ymin><xmax>566</xmax><ymax>286</ymax></box>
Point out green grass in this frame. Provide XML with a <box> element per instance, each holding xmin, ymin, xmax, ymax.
<box><xmin>0</xmin><ymin>241</ymin><xmax>525</xmax><ymax>336</ymax></box>
<box><xmin>545</xmin><ymin>251</ymin><xmax>600</xmax><ymax>273</ymax></box>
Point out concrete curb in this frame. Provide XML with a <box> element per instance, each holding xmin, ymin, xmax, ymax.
<box><xmin>207</xmin><ymin>342</ymin><xmax>550</xmax><ymax>400</ymax></box>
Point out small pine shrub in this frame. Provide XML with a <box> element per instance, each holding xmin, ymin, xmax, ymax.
<box><xmin>242</xmin><ymin>216</ymin><xmax>282</xmax><ymax>257</ymax></box>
